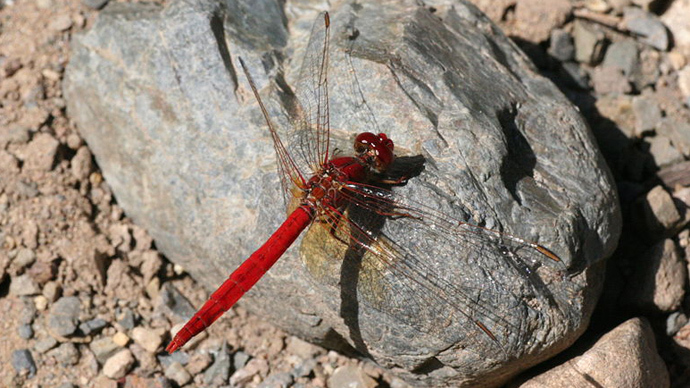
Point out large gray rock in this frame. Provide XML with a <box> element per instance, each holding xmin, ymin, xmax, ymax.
<box><xmin>64</xmin><ymin>0</ymin><xmax>621</xmax><ymax>386</ymax></box>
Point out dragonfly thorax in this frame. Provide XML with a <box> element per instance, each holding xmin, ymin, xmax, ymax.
<box><xmin>302</xmin><ymin>157</ymin><xmax>366</xmax><ymax>210</ymax></box>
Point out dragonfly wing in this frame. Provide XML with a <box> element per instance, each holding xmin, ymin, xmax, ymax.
<box><xmin>300</xmin><ymin>181</ymin><xmax>573</xmax><ymax>356</ymax></box>
<box><xmin>239</xmin><ymin>58</ymin><xmax>307</xmax><ymax>204</ymax></box>
<box><xmin>290</xmin><ymin>11</ymin><xmax>332</xmax><ymax>171</ymax></box>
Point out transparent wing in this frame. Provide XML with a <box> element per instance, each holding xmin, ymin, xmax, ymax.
<box><xmin>239</xmin><ymin>59</ymin><xmax>307</xmax><ymax>200</ymax></box>
<box><xmin>300</xmin><ymin>181</ymin><xmax>572</xmax><ymax>355</ymax></box>
<box><xmin>288</xmin><ymin>11</ymin><xmax>332</xmax><ymax>173</ymax></box>
<box><xmin>336</xmin><ymin>20</ymin><xmax>385</xmax><ymax>137</ymax></box>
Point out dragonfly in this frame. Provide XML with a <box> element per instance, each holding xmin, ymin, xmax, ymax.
<box><xmin>165</xmin><ymin>11</ymin><xmax>565</xmax><ymax>355</ymax></box>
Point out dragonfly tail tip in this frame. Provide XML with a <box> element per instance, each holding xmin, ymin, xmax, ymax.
<box><xmin>165</xmin><ymin>340</ymin><xmax>179</xmax><ymax>354</ymax></box>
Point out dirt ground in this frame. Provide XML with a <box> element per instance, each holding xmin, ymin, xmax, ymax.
<box><xmin>2</xmin><ymin>0</ymin><xmax>690</xmax><ymax>387</ymax></box>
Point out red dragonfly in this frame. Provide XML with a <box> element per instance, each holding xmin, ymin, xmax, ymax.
<box><xmin>166</xmin><ymin>11</ymin><xmax>563</xmax><ymax>355</ymax></box>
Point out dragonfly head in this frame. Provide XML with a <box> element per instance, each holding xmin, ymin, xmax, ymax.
<box><xmin>354</xmin><ymin>132</ymin><xmax>395</xmax><ymax>173</ymax></box>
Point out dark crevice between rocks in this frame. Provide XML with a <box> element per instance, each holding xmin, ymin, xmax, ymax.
<box><xmin>497</xmin><ymin>105</ymin><xmax>536</xmax><ymax>205</ymax></box>
<box><xmin>210</xmin><ymin>10</ymin><xmax>238</xmax><ymax>92</ymax></box>
<box><xmin>411</xmin><ymin>356</ymin><xmax>444</xmax><ymax>375</ymax></box>
<box><xmin>0</xmin><ymin>274</ymin><xmax>10</xmax><ymax>299</ymax></box>
<box><xmin>320</xmin><ymin>328</ymin><xmax>360</xmax><ymax>358</ymax></box>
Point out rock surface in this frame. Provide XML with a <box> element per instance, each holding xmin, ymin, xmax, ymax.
<box><xmin>64</xmin><ymin>0</ymin><xmax>620</xmax><ymax>386</ymax></box>
<box><xmin>519</xmin><ymin>318</ymin><xmax>669</xmax><ymax>388</ymax></box>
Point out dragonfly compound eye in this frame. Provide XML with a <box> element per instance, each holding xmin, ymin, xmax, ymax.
<box><xmin>355</xmin><ymin>132</ymin><xmax>395</xmax><ymax>172</ymax></box>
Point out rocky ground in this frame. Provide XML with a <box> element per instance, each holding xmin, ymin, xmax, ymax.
<box><xmin>1</xmin><ymin>0</ymin><xmax>690</xmax><ymax>387</ymax></box>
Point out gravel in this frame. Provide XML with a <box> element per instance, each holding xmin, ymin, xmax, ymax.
<box><xmin>12</xmin><ymin>349</ymin><xmax>37</xmax><ymax>378</ymax></box>
<box><xmin>47</xmin><ymin>296</ymin><xmax>81</xmax><ymax>337</ymax></box>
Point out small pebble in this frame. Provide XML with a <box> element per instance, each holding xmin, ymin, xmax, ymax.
<box><xmin>623</xmin><ymin>7</ymin><xmax>669</xmax><ymax>51</ymax></box>
<box><xmin>102</xmin><ymin>349</ymin><xmax>135</xmax><ymax>379</ymax></box>
<box><xmin>34</xmin><ymin>336</ymin><xmax>58</xmax><ymax>354</ymax></box>
<box><xmin>548</xmin><ymin>29</ymin><xmax>574</xmax><ymax>62</ymax></box>
<box><xmin>644</xmin><ymin>186</ymin><xmax>682</xmax><ymax>235</ymax></box>
<box><xmin>46</xmin><ymin>342</ymin><xmax>80</xmax><ymax>366</ymax></box>
<box><xmin>328</xmin><ymin>365</ymin><xmax>377</xmax><ymax>388</ymax></box>
<box><xmin>89</xmin><ymin>336</ymin><xmax>120</xmax><ymax>364</ymax></box>
<box><xmin>18</xmin><ymin>323</ymin><xmax>34</xmax><ymax>339</ymax></box>
<box><xmin>41</xmin><ymin>68</ymin><xmax>60</xmax><ymax>81</ymax></box>
<box><xmin>602</xmin><ymin>40</ymin><xmax>638</xmax><ymax>76</ymax></box>
<box><xmin>293</xmin><ymin>358</ymin><xmax>317</xmax><ymax>378</ymax></box>
<box><xmin>158</xmin><ymin>351</ymin><xmax>190</xmax><ymax>368</ymax></box>
<box><xmin>627</xmin><ymin>239</ymin><xmax>686</xmax><ymax>312</ymax></box>
<box><xmin>79</xmin><ymin>318</ymin><xmax>107</xmax><ymax>335</ymax></box>
<box><xmin>12</xmin><ymin>349</ymin><xmax>37</xmax><ymax>378</ymax></box>
<box><xmin>2</xmin><ymin>57</ymin><xmax>22</xmax><ymax>78</ymax></box>
<box><xmin>140</xmin><ymin>250</ymin><xmax>162</xmax><ymax>285</ymax></box>
<box><xmin>165</xmin><ymin>361</ymin><xmax>192</xmax><ymax>386</ymax></box>
<box><xmin>42</xmin><ymin>280</ymin><xmax>61</xmax><ymax>302</ymax></box>
<box><xmin>131</xmin><ymin>326</ymin><xmax>165</xmax><ymax>353</ymax></box>
<box><xmin>173</xmin><ymin>263</ymin><xmax>185</xmax><ymax>275</ymax></box>
<box><xmin>573</xmin><ymin>20</ymin><xmax>606</xmax><ymax>64</ymax></box>
<box><xmin>233</xmin><ymin>350</ymin><xmax>251</xmax><ymax>371</ymax></box>
<box><xmin>667</xmin><ymin>311</ymin><xmax>688</xmax><ymax>336</ymax></box>
<box><xmin>22</xmin><ymin>133</ymin><xmax>60</xmax><ymax>172</ymax></box>
<box><xmin>591</xmin><ymin>66</ymin><xmax>632</xmax><ymax>95</ymax></box>
<box><xmin>34</xmin><ymin>295</ymin><xmax>48</xmax><ymax>311</ymax></box>
<box><xmin>0</xmin><ymin>124</ymin><xmax>29</xmax><ymax>146</ymax></box>
<box><xmin>632</xmin><ymin>48</ymin><xmax>660</xmax><ymax>90</ymax></box>
<box><xmin>19</xmin><ymin>298</ymin><xmax>37</xmax><ymax>325</ymax></box>
<box><xmin>48</xmin><ymin>14</ymin><xmax>73</xmax><ymax>31</ymax></box>
<box><xmin>116</xmin><ymin>308</ymin><xmax>136</xmax><ymax>330</ymax></box>
<box><xmin>657</xmin><ymin>118</ymin><xmax>690</xmax><ymax>157</ymax></box>
<box><xmin>14</xmin><ymin>248</ymin><xmax>36</xmax><ymax>269</ymax></box>
<box><xmin>204</xmin><ymin>342</ymin><xmax>232</xmax><ymax>385</ymax></box>
<box><xmin>14</xmin><ymin>180</ymin><xmax>39</xmax><ymax>199</ymax></box>
<box><xmin>10</xmin><ymin>274</ymin><xmax>40</xmax><ymax>296</ymax></box>
<box><xmin>230</xmin><ymin>358</ymin><xmax>269</xmax><ymax>387</ymax></box>
<box><xmin>678</xmin><ymin>66</ymin><xmax>690</xmax><ymax>103</ymax></box>
<box><xmin>129</xmin><ymin>343</ymin><xmax>159</xmax><ymax>373</ymax></box>
<box><xmin>71</xmin><ymin>146</ymin><xmax>93</xmax><ymax>181</ymax></box>
<box><xmin>258</xmin><ymin>372</ymin><xmax>294</xmax><ymax>388</ymax></box>
<box><xmin>12</xmin><ymin>349</ymin><xmax>36</xmax><ymax>378</ymax></box>
<box><xmin>159</xmin><ymin>283</ymin><xmax>197</xmax><ymax>319</ymax></box>
<box><xmin>647</xmin><ymin>136</ymin><xmax>684</xmax><ymax>168</ymax></box>
<box><xmin>112</xmin><ymin>331</ymin><xmax>130</xmax><ymax>347</ymax></box>
<box><xmin>48</xmin><ymin>296</ymin><xmax>81</xmax><ymax>337</ymax></box>
<box><xmin>286</xmin><ymin>337</ymin><xmax>322</xmax><ymax>360</ymax></box>
<box><xmin>186</xmin><ymin>352</ymin><xmax>213</xmax><ymax>375</ymax></box>
<box><xmin>0</xmin><ymin>150</ymin><xmax>19</xmax><ymax>174</ymax></box>
<box><xmin>632</xmin><ymin>95</ymin><xmax>661</xmax><ymax>134</ymax></box>
<box><xmin>66</xmin><ymin>133</ymin><xmax>83</xmax><ymax>150</ymax></box>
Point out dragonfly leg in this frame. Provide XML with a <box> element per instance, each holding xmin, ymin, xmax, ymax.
<box><xmin>314</xmin><ymin>207</ymin><xmax>351</xmax><ymax>247</ymax></box>
<box><xmin>378</xmin><ymin>175</ymin><xmax>409</xmax><ymax>186</ymax></box>
<box><xmin>326</xmin><ymin>211</ymin><xmax>351</xmax><ymax>247</ymax></box>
